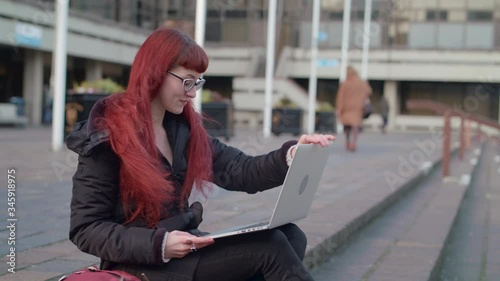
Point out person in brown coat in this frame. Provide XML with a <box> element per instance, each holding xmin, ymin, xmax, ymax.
<box><xmin>335</xmin><ymin>66</ymin><xmax>372</xmax><ymax>151</ymax></box>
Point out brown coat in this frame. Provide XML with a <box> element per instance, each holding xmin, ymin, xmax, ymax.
<box><xmin>335</xmin><ymin>76</ymin><xmax>372</xmax><ymax>127</ymax></box>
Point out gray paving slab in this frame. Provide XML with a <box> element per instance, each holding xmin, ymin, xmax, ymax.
<box><xmin>0</xmin><ymin>270</ymin><xmax>62</xmax><ymax>281</ymax></box>
<box><xmin>486</xmin><ymin>264</ymin><xmax>500</xmax><ymax>281</ymax></box>
<box><xmin>0</xmin><ymin>126</ymin><xmax>452</xmax><ymax>280</ymax></box>
<box><xmin>28</xmin><ymin>259</ymin><xmax>93</xmax><ymax>274</ymax></box>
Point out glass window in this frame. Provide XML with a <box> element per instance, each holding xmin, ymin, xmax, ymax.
<box><xmin>465</xmin><ymin>23</ymin><xmax>494</xmax><ymax>49</ymax></box>
<box><xmin>329</xmin><ymin>11</ymin><xmax>343</xmax><ymax>20</ymax></box>
<box><xmin>401</xmin><ymin>81</ymin><xmax>499</xmax><ymax>118</ymax></box>
<box><xmin>367</xmin><ymin>81</ymin><xmax>385</xmax><ymax>112</ymax></box>
<box><xmin>205</xmin><ymin>21</ymin><xmax>222</xmax><ymax>42</ymax></box>
<box><xmin>353</xmin><ymin>10</ymin><xmax>380</xmax><ymax>21</ymax></box>
<box><xmin>207</xmin><ymin>10</ymin><xmax>221</xmax><ymax>18</ymax></box>
<box><xmin>401</xmin><ymin>82</ymin><xmax>435</xmax><ymax>115</ymax></box>
<box><xmin>408</xmin><ymin>23</ymin><xmax>437</xmax><ymax>48</ymax></box>
<box><xmin>225</xmin><ymin>10</ymin><xmax>247</xmax><ymax>19</ymax></box>
<box><xmin>426</xmin><ymin>10</ymin><xmax>448</xmax><ymax>21</ymax></box>
<box><xmin>250</xmin><ymin>10</ymin><xmax>264</xmax><ymax>19</ymax></box>
<box><xmin>434</xmin><ymin>83</ymin><xmax>464</xmax><ymax>106</ymax></box>
<box><xmin>355</xmin><ymin>11</ymin><xmax>365</xmax><ymax>20</ymax></box>
<box><xmin>465</xmin><ymin>84</ymin><xmax>499</xmax><ymax>119</ymax></box>
<box><xmin>167</xmin><ymin>10</ymin><xmax>178</xmax><ymax>17</ymax></box>
<box><xmin>467</xmin><ymin>11</ymin><xmax>493</xmax><ymax>21</ymax></box>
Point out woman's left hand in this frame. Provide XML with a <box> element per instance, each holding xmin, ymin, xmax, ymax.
<box><xmin>298</xmin><ymin>134</ymin><xmax>335</xmax><ymax>147</ymax></box>
<box><xmin>291</xmin><ymin>134</ymin><xmax>335</xmax><ymax>158</ymax></box>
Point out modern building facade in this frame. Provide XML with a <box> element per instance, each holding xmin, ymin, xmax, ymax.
<box><xmin>1</xmin><ymin>0</ymin><xmax>499</xmax><ymax>132</ymax></box>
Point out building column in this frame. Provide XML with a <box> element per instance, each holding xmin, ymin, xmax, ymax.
<box><xmin>23</xmin><ymin>49</ymin><xmax>44</xmax><ymax>126</ymax></box>
<box><xmin>383</xmin><ymin>80</ymin><xmax>399</xmax><ymax>131</ymax></box>
<box><xmin>85</xmin><ymin>60</ymin><xmax>103</xmax><ymax>81</ymax></box>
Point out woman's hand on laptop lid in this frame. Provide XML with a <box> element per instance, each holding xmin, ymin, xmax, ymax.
<box><xmin>289</xmin><ymin>134</ymin><xmax>335</xmax><ymax>160</ymax></box>
<box><xmin>298</xmin><ymin>134</ymin><xmax>335</xmax><ymax>147</ymax></box>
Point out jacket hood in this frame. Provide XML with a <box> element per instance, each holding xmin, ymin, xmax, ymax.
<box><xmin>66</xmin><ymin>97</ymin><xmax>110</xmax><ymax>156</ymax></box>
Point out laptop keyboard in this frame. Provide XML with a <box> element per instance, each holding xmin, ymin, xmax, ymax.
<box><xmin>207</xmin><ymin>220</ymin><xmax>269</xmax><ymax>236</ymax></box>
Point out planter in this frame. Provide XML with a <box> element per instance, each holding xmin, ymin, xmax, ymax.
<box><xmin>272</xmin><ymin>108</ymin><xmax>303</xmax><ymax>136</ymax></box>
<box><xmin>65</xmin><ymin>93</ymin><xmax>109</xmax><ymax>139</ymax></box>
<box><xmin>202</xmin><ymin>102</ymin><xmax>234</xmax><ymax>141</ymax></box>
<box><xmin>315</xmin><ymin>111</ymin><xmax>336</xmax><ymax>133</ymax></box>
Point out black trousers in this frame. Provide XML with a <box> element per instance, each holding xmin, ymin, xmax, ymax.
<box><xmin>193</xmin><ymin>223</ymin><xmax>314</xmax><ymax>281</ymax></box>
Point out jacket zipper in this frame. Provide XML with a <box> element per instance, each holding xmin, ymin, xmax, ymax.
<box><xmin>140</xmin><ymin>272</ymin><xmax>151</xmax><ymax>281</ymax></box>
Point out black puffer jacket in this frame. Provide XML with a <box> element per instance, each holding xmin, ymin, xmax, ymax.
<box><xmin>66</xmin><ymin>98</ymin><xmax>296</xmax><ymax>280</ymax></box>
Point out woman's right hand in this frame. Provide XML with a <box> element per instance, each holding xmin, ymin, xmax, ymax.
<box><xmin>164</xmin><ymin>230</ymin><xmax>215</xmax><ymax>258</ymax></box>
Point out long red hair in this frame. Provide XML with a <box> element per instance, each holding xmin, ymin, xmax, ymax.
<box><xmin>97</xmin><ymin>27</ymin><xmax>213</xmax><ymax>226</ymax></box>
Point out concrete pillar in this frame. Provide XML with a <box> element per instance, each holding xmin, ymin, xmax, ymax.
<box><xmin>85</xmin><ymin>60</ymin><xmax>103</xmax><ymax>81</ymax></box>
<box><xmin>23</xmin><ymin>49</ymin><xmax>44</xmax><ymax>126</ymax></box>
<box><xmin>384</xmin><ymin>80</ymin><xmax>399</xmax><ymax>131</ymax></box>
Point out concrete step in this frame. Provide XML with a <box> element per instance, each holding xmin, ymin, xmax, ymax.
<box><xmin>311</xmin><ymin>143</ymin><xmax>482</xmax><ymax>281</ymax></box>
<box><xmin>439</xmin><ymin>141</ymin><xmax>500</xmax><ymax>281</ymax></box>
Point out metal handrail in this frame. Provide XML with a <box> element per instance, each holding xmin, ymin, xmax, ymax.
<box><xmin>406</xmin><ymin>99</ymin><xmax>500</xmax><ymax>177</ymax></box>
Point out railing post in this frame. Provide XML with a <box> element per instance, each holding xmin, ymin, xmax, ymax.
<box><xmin>477</xmin><ymin>124</ymin><xmax>481</xmax><ymax>142</ymax></box>
<box><xmin>465</xmin><ymin>118</ymin><xmax>471</xmax><ymax>149</ymax></box>
<box><xmin>459</xmin><ymin>116</ymin><xmax>465</xmax><ymax>161</ymax></box>
<box><xmin>443</xmin><ymin>113</ymin><xmax>451</xmax><ymax>177</ymax></box>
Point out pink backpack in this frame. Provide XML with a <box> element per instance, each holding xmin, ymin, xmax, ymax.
<box><xmin>59</xmin><ymin>266</ymin><xmax>143</xmax><ymax>281</ymax></box>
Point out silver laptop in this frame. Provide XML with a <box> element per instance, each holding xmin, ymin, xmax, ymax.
<box><xmin>204</xmin><ymin>143</ymin><xmax>331</xmax><ymax>239</ymax></box>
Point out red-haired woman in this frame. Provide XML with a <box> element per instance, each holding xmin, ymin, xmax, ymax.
<box><xmin>66</xmin><ymin>27</ymin><xmax>334</xmax><ymax>281</ymax></box>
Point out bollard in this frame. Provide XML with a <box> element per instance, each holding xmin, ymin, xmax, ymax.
<box><xmin>465</xmin><ymin>119</ymin><xmax>471</xmax><ymax>149</ymax></box>
<box><xmin>443</xmin><ymin>113</ymin><xmax>451</xmax><ymax>177</ymax></box>
<box><xmin>459</xmin><ymin>117</ymin><xmax>465</xmax><ymax>161</ymax></box>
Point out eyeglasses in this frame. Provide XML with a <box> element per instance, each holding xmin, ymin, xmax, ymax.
<box><xmin>167</xmin><ymin>71</ymin><xmax>205</xmax><ymax>92</ymax></box>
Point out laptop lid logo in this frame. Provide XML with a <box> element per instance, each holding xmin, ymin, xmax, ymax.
<box><xmin>299</xmin><ymin>175</ymin><xmax>309</xmax><ymax>195</ymax></box>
